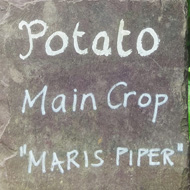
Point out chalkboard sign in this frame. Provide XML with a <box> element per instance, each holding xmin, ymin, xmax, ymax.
<box><xmin>0</xmin><ymin>0</ymin><xmax>188</xmax><ymax>189</ymax></box>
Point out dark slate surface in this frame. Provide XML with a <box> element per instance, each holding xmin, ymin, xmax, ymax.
<box><xmin>0</xmin><ymin>0</ymin><xmax>188</xmax><ymax>189</ymax></box>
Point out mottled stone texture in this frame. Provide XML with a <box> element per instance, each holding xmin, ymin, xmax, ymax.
<box><xmin>0</xmin><ymin>0</ymin><xmax>188</xmax><ymax>189</ymax></box>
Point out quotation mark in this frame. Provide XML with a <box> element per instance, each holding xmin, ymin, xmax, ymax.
<box><xmin>177</xmin><ymin>143</ymin><xmax>183</xmax><ymax>152</ymax></box>
<box><xmin>20</xmin><ymin>144</ymin><xmax>27</xmax><ymax>157</ymax></box>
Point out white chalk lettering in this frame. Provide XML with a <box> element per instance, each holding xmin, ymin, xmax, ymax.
<box><xmin>28</xmin><ymin>150</ymin><xmax>46</xmax><ymax>173</ymax></box>
<box><xmin>80</xmin><ymin>93</ymin><xmax>97</xmax><ymax>111</ymax></box>
<box><xmin>117</xmin><ymin>19</ymin><xmax>132</xmax><ymax>57</ymax></box>
<box><xmin>51</xmin><ymin>152</ymin><xmax>64</xmax><ymax>174</ymax></box>
<box><xmin>148</xmin><ymin>148</ymin><xmax>160</xmax><ymax>166</ymax></box>
<box><xmin>22</xmin><ymin>85</ymin><xmax>47</xmax><ymax>115</ymax></box>
<box><xmin>161</xmin><ymin>148</ymin><xmax>174</xmax><ymax>166</ymax></box>
<box><xmin>92</xmin><ymin>31</ymin><xmax>111</xmax><ymax>56</ymax></box>
<box><xmin>73</xmin><ymin>22</ymin><xmax>88</xmax><ymax>55</ymax></box>
<box><xmin>138</xmin><ymin>93</ymin><xmax>152</xmax><ymax>108</ymax></box>
<box><xmin>91</xmin><ymin>150</ymin><xmax>104</xmax><ymax>167</ymax></box>
<box><xmin>19</xmin><ymin>19</ymin><xmax>161</xmax><ymax>59</ymax></box>
<box><xmin>52</xmin><ymin>94</ymin><xmax>66</xmax><ymax>113</ymax></box>
<box><xmin>137</xmin><ymin>28</ymin><xmax>160</xmax><ymax>56</ymax></box>
<box><xmin>84</xmin><ymin>151</ymin><xmax>89</xmax><ymax>168</ymax></box>
<box><xmin>129</xmin><ymin>150</ymin><xmax>133</xmax><ymax>166</ymax></box>
<box><xmin>116</xmin><ymin>147</ymin><xmax>128</xmax><ymax>166</ymax></box>
<box><xmin>19</xmin><ymin>20</ymin><xmax>48</xmax><ymax>60</ymax></box>
<box><xmin>21</xmin><ymin>146</ymin><xmax>177</xmax><ymax>174</ymax></box>
<box><xmin>107</xmin><ymin>82</ymin><xmax>127</xmax><ymax>110</ymax></box>
<box><xmin>123</xmin><ymin>91</ymin><xmax>136</xmax><ymax>107</ymax></box>
<box><xmin>152</xmin><ymin>94</ymin><xmax>168</xmax><ymax>123</ymax></box>
<box><xmin>45</xmin><ymin>31</ymin><xmax>68</xmax><ymax>56</ymax></box>
<box><xmin>137</xmin><ymin>149</ymin><xmax>148</xmax><ymax>166</ymax></box>
<box><xmin>67</xmin><ymin>150</ymin><xmax>80</xmax><ymax>170</ymax></box>
<box><xmin>21</xmin><ymin>82</ymin><xmax>168</xmax><ymax>123</ymax></box>
<box><xmin>73</xmin><ymin>89</ymin><xmax>78</xmax><ymax>112</ymax></box>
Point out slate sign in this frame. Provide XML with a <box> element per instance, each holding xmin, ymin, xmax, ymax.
<box><xmin>0</xmin><ymin>0</ymin><xmax>188</xmax><ymax>189</ymax></box>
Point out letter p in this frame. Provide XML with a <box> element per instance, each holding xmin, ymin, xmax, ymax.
<box><xmin>116</xmin><ymin>147</ymin><xmax>128</xmax><ymax>166</ymax></box>
<box><xmin>152</xmin><ymin>94</ymin><xmax>168</xmax><ymax>123</ymax></box>
<box><xmin>19</xmin><ymin>20</ymin><xmax>48</xmax><ymax>60</ymax></box>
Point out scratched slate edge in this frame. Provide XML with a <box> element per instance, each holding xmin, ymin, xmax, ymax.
<box><xmin>181</xmin><ymin>4</ymin><xmax>190</xmax><ymax>188</ymax></box>
<box><xmin>177</xmin><ymin>1</ymin><xmax>190</xmax><ymax>189</ymax></box>
<box><xmin>0</xmin><ymin>0</ymin><xmax>189</xmax><ymax>190</ymax></box>
<box><xmin>183</xmin><ymin>1</ymin><xmax>190</xmax><ymax>189</ymax></box>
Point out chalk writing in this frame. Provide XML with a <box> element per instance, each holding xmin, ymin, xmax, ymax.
<box><xmin>19</xmin><ymin>145</ymin><xmax>179</xmax><ymax>174</ymax></box>
<box><xmin>20</xmin><ymin>144</ymin><xmax>27</xmax><ymax>157</ymax></box>
<box><xmin>16</xmin><ymin>14</ymin><xmax>182</xmax><ymax>183</ymax></box>
<box><xmin>19</xmin><ymin>19</ymin><xmax>160</xmax><ymax>60</ymax></box>
<box><xmin>21</xmin><ymin>82</ymin><xmax>168</xmax><ymax>123</ymax></box>
<box><xmin>177</xmin><ymin>143</ymin><xmax>183</xmax><ymax>152</ymax></box>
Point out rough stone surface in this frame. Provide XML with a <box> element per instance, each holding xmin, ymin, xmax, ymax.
<box><xmin>0</xmin><ymin>0</ymin><xmax>189</xmax><ymax>189</ymax></box>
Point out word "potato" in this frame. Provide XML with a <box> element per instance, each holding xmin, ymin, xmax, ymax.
<box><xmin>19</xmin><ymin>19</ymin><xmax>160</xmax><ymax>60</ymax></box>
